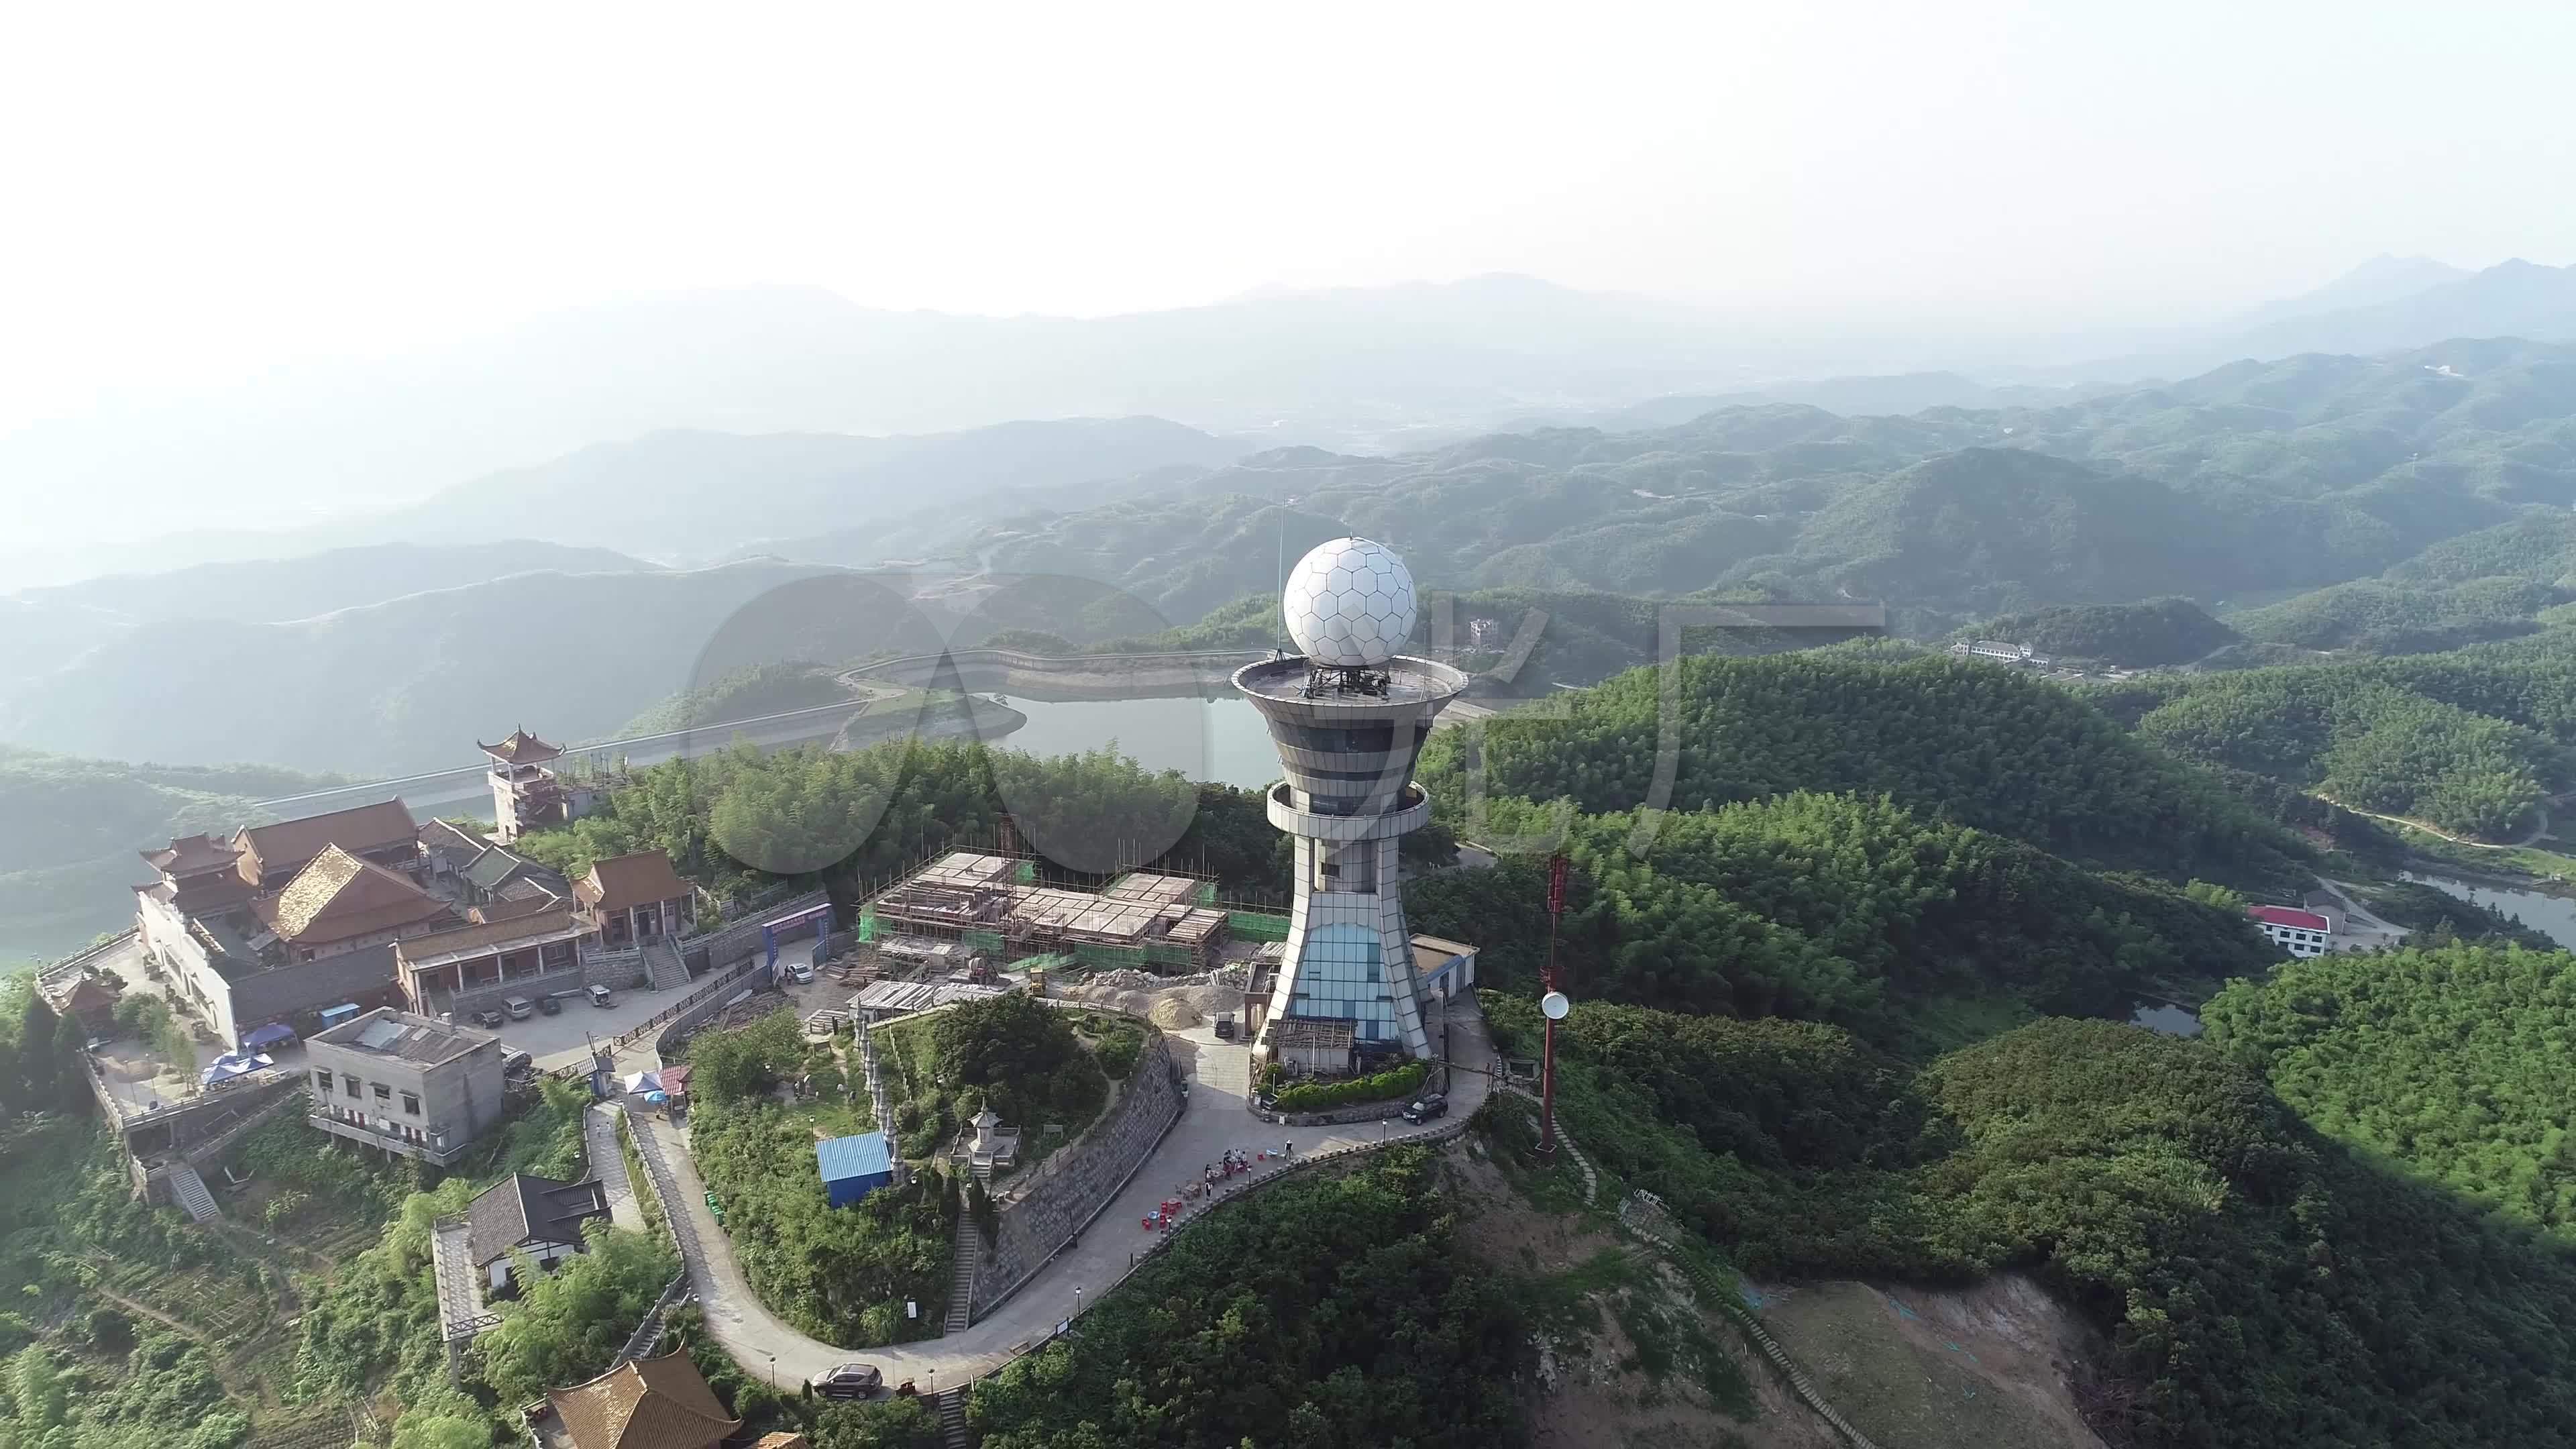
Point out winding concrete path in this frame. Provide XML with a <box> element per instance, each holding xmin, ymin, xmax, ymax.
<box><xmin>638</xmin><ymin>1003</ymin><xmax>1495</xmax><ymax>1392</ymax></box>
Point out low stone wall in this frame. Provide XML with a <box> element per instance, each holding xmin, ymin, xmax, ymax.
<box><xmin>969</xmin><ymin>1031</ymin><xmax>1183</xmax><ymax>1320</ymax></box>
<box><xmin>681</xmin><ymin>890</ymin><xmax>833</xmax><ymax>975</ymax></box>
<box><xmin>441</xmin><ymin>969</ymin><xmax>589</xmax><ymax>1022</ymax></box>
<box><xmin>584</xmin><ymin>950</ymin><xmax>651</xmax><ymax>991</ymax></box>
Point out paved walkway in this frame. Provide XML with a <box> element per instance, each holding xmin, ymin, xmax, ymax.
<box><xmin>585</xmin><ymin>1103</ymin><xmax>647</xmax><ymax>1234</ymax></box>
<box><xmin>643</xmin><ymin>999</ymin><xmax>1495</xmax><ymax>1391</ymax></box>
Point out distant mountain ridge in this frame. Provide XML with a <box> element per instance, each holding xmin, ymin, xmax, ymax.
<box><xmin>0</xmin><ymin>539</ymin><xmax>648</xmax><ymax>687</ymax></box>
<box><xmin>0</xmin><ymin>276</ymin><xmax>1772</xmax><ymax>554</ymax></box>
<box><xmin>0</xmin><ymin>415</ymin><xmax>1253</xmax><ymax>587</ymax></box>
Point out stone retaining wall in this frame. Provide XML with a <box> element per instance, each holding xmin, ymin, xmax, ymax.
<box><xmin>969</xmin><ymin>1032</ymin><xmax>1182</xmax><ymax>1320</ymax></box>
<box><xmin>682</xmin><ymin>890</ymin><xmax>833</xmax><ymax>975</ymax></box>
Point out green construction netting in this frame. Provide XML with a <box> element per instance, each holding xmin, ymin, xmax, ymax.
<box><xmin>1073</xmin><ymin>941</ymin><xmax>1150</xmax><ymax>970</ymax></box>
<box><xmin>963</xmin><ymin>929</ymin><xmax>1005</xmax><ymax>953</ymax></box>
<box><xmin>1227</xmin><ymin>910</ymin><xmax>1291</xmax><ymax>941</ymax></box>
<box><xmin>856</xmin><ymin>906</ymin><xmax>879</xmax><ymax>942</ymax></box>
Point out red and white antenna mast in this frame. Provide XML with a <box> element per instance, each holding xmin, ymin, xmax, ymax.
<box><xmin>1538</xmin><ymin>853</ymin><xmax>1571</xmax><ymax>1157</ymax></box>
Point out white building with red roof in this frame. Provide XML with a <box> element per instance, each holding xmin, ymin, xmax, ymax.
<box><xmin>2248</xmin><ymin>904</ymin><xmax>2333</xmax><ymax>957</ymax></box>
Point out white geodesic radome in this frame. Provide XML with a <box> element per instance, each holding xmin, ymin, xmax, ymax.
<box><xmin>1281</xmin><ymin>536</ymin><xmax>1417</xmax><ymax>667</ymax></box>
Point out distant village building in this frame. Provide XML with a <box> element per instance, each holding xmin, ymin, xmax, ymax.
<box><xmin>305</xmin><ymin>1008</ymin><xmax>507</xmax><ymax>1165</ymax></box>
<box><xmin>464</xmin><ymin>1172</ymin><xmax>610</xmax><ymax>1294</ymax></box>
<box><xmin>2248</xmin><ymin>904</ymin><xmax>2334</xmax><ymax>958</ymax></box>
<box><xmin>1949</xmin><ymin>639</ymin><xmax>2051</xmax><ymax>667</ymax></box>
<box><xmin>481</xmin><ymin>729</ymin><xmax>610</xmax><ymax>845</ymax></box>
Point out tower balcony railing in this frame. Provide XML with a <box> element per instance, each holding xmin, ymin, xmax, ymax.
<box><xmin>1265</xmin><ymin>782</ymin><xmax>1431</xmax><ymax>840</ymax></box>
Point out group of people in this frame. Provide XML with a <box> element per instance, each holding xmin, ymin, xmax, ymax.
<box><xmin>1188</xmin><ymin>1144</ymin><xmax>1286</xmax><ymax>1197</ymax></box>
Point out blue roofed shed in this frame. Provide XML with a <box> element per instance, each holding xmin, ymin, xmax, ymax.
<box><xmin>817</xmin><ymin>1130</ymin><xmax>895</xmax><ymax>1208</ymax></box>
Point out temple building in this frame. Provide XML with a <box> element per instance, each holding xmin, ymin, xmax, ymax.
<box><xmin>231</xmin><ymin>798</ymin><xmax>421</xmax><ymax>891</ymax></box>
<box><xmin>574</xmin><ymin>851</ymin><xmax>697</xmax><ymax>951</ymax></box>
<box><xmin>252</xmin><ymin>845</ymin><xmax>457</xmax><ymax>961</ymax></box>
<box><xmin>481</xmin><ymin>729</ymin><xmax>610</xmax><ymax>844</ymax></box>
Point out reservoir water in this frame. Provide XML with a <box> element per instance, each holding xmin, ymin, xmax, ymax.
<box><xmin>983</xmin><ymin>694</ymin><xmax>1280</xmax><ymax>791</ymax></box>
<box><xmin>2129</xmin><ymin>1002</ymin><xmax>2204</xmax><ymax>1037</ymax></box>
<box><xmin>2400</xmin><ymin>871</ymin><xmax>2576</xmax><ymax>950</ymax></box>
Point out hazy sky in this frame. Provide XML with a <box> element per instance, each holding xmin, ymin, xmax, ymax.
<box><xmin>3</xmin><ymin>0</ymin><xmax>2571</xmax><ymax>426</ymax></box>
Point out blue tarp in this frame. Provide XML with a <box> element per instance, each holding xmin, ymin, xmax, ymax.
<box><xmin>201</xmin><ymin>1053</ymin><xmax>275</xmax><ymax>1087</ymax></box>
<box><xmin>241</xmin><ymin>1023</ymin><xmax>295</xmax><ymax>1050</ymax></box>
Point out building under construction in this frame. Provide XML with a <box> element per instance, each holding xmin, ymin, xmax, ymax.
<box><xmin>861</xmin><ymin>851</ymin><xmax>1266</xmax><ymax>975</ymax></box>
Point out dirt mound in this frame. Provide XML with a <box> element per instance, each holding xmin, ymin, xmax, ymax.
<box><xmin>1751</xmin><ymin>1275</ymin><xmax>2110</xmax><ymax>1448</ymax></box>
<box><xmin>1147</xmin><ymin>998</ymin><xmax>1203</xmax><ymax>1029</ymax></box>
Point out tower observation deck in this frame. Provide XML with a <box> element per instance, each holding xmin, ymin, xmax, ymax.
<box><xmin>1233</xmin><ymin>536</ymin><xmax>1465</xmax><ymax>1064</ymax></box>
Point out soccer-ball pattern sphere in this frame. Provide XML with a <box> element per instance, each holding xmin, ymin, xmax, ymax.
<box><xmin>1283</xmin><ymin>537</ymin><xmax>1416</xmax><ymax>667</ymax></box>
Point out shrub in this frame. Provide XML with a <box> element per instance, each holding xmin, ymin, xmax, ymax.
<box><xmin>1091</xmin><ymin>1021</ymin><xmax>1145</xmax><ymax>1081</ymax></box>
<box><xmin>86</xmin><ymin>1305</ymin><xmax>133</xmax><ymax>1354</ymax></box>
<box><xmin>1271</xmin><ymin>1061</ymin><xmax>1427</xmax><ymax>1114</ymax></box>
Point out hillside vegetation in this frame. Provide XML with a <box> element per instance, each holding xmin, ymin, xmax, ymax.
<box><xmin>2204</xmin><ymin>942</ymin><xmax>2576</xmax><ymax>1237</ymax></box>
<box><xmin>1964</xmin><ymin>596</ymin><xmax>2239</xmax><ymax>666</ymax></box>
<box><xmin>1489</xmin><ymin>995</ymin><xmax>2576</xmax><ymax>1449</ymax></box>
<box><xmin>1409</xmin><ymin>793</ymin><xmax>2273</xmax><ymax>1049</ymax></box>
<box><xmin>938</xmin><ymin>339</ymin><xmax>2576</xmax><ymax>631</ymax></box>
<box><xmin>969</xmin><ymin>1148</ymin><xmax>1527</xmax><ymax>1449</ymax></box>
<box><xmin>2090</xmin><ymin>630</ymin><xmax>2576</xmax><ymax>839</ymax></box>
<box><xmin>0</xmin><ymin>746</ymin><xmax>341</xmax><ymax>964</ymax></box>
<box><xmin>1424</xmin><ymin>647</ymin><xmax>2306</xmax><ymax>882</ymax></box>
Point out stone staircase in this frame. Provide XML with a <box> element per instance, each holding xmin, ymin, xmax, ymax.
<box><xmin>934</xmin><ymin>1387</ymin><xmax>970</xmax><ymax>1448</ymax></box>
<box><xmin>645</xmin><ymin>937</ymin><xmax>691</xmax><ymax>992</ymax></box>
<box><xmin>168</xmin><ymin>1162</ymin><xmax>220</xmax><ymax>1222</ymax></box>
<box><xmin>945</xmin><ymin>1214</ymin><xmax>979</xmax><ymax>1334</ymax></box>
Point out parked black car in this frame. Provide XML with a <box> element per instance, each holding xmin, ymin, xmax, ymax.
<box><xmin>471</xmin><ymin>1008</ymin><xmax>506</xmax><ymax>1029</ymax></box>
<box><xmin>537</xmin><ymin>994</ymin><xmax>563</xmax><ymax>1016</ymax></box>
<box><xmin>1401</xmin><ymin>1093</ymin><xmax>1448</xmax><ymax>1124</ymax></box>
<box><xmin>1214</xmin><ymin>1013</ymin><xmax>1236</xmax><ymax>1040</ymax></box>
<box><xmin>809</xmin><ymin>1362</ymin><xmax>883</xmax><ymax>1400</ymax></box>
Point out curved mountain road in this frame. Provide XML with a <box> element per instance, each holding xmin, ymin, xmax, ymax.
<box><xmin>631</xmin><ymin>1004</ymin><xmax>1495</xmax><ymax>1393</ymax></box>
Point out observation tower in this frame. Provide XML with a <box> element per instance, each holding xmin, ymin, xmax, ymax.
<box><xmin>1233</xmin><ymin>537</ymin><xmax>1466</xmax><ymax>1063</ymax></box>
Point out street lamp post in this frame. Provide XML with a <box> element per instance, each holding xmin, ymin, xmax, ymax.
<box><xmin>767</xmin><ymin>1353</ymin><xmax>775</xmax><ymax>1389</ymax></box>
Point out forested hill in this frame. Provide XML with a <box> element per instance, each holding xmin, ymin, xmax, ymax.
<box><xmin>1964</xmin><ymin>596</ymin><xmax>2239</xmax><ymax>667</ymax></box>
<box><xmin>2205</xmin><ymin>942</ymin><xmax>2576</xmax><ymax>1240</ymax></box>
<box><xmin>2090</xmin><ymin>627</ymin><xmax>2576</xmax><ymax>839</ymax></box>
<box><xmin>925</xmin><ymin>338</ymin><xmax>2576</xmax><ymax>633</ymax></box>
<box><xmin>1410</xmin><ymin>792</ymin><xmax>2274</xmax><ymax>1046</ymax></box>
<box><xmin>1493</xmin><ymin>996</ymin><xmax>2576</xmax><ymax>1448</ymax></box>
<box><xmin>0</xmin><ymin>747</ymin><xmax>341</xmax><ymax>963</ymax></box>
<box><xmin>1424</xmin><ymin>647</ymin><xmax>2306</xmax><ymax>883</ymax></box>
